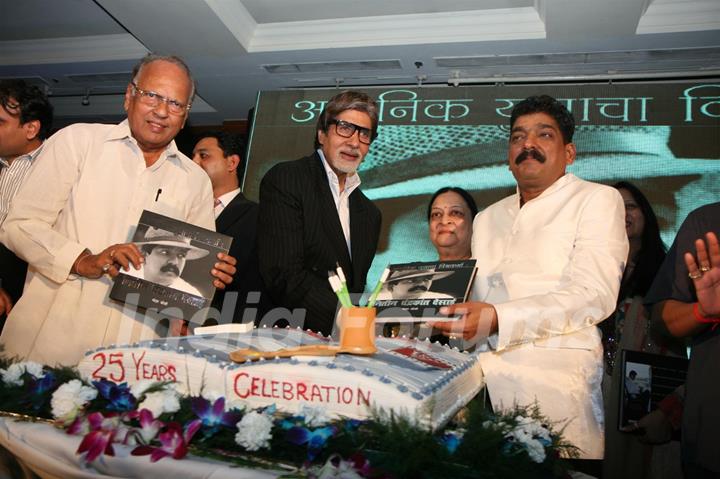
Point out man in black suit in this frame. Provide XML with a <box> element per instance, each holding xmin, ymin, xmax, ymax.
<box><xmin>0</xmin><ymin>80</ymin><xmax>53</xmax><ymax>326</ymax></box>
<box><xmin>258</xmin><ymin>91</ymin><xmax>382</xmax><ymax>335</ymax></box>
<box><xmin>192</xmin><ymin>131</ymin><xmax>266</xmax><ymax>324</ymax></box>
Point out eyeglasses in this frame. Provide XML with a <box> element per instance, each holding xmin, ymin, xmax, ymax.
<box><xmin>131</xmin><ymin>82</ymin><xmax>191</xmax><ymax>115</ymax></box>
<box><xmin>329</xmin><ymin>119</ymin><xmax>373</xmax><ymax>144</ymax></box>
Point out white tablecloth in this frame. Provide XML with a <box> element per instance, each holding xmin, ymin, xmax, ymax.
<box><xmin>0</xmin><ymin>418</ymin><xmax>283</xmax><ymax>479</ymax></box>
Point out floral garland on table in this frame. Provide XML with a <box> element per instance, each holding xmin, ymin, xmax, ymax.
<box><xmin>0</xmin><ymin>359</ymin><xmax>578</xmax><ymax>478</ymax></box>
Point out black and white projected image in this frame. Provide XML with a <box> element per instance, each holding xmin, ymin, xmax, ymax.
<box><xmin>245</xmin><ymin>83</ymin><xmax>720</xmax><ymax>287</ymax></box>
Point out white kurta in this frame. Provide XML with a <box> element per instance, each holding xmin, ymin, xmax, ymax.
<box><xmin>0</xmin><ymin>121</ymin><xmax>214</xmax><ymax>367</ymax></box>
<box><xmin>472</xmin><ymin>173</ymin><xmax>628</xmax><ymax>459</ymax></box>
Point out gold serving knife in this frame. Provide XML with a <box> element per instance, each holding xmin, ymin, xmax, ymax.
<box><xmin>229</xmin><ymin>343</ymin><xmax>377</xmax><ymax>362</ymax></box>
<box><xmin>229</xmin><ymin>344</ymin><xmax>342</xmax><ymax>362</ymax></box>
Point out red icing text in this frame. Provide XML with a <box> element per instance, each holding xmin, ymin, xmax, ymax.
<box><xmin>132</xmin><ymin>351</ymin><xmax>176</xmax><ymax>381</ymax></box>
<box><xmin>90</xmin><ymin>351</ymin><xmax>176</xmax><ymax>383</ymax></box>
<box><xmin>233</xmin><ymin>372</ymin><xmax>371</xmax><ymax>406</ymax></box>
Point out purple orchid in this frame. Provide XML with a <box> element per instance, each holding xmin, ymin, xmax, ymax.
<box><xmin>132</xmin><ymin>419</ymin><xmax>202</xmax><ymax>462</ymax></box>
<box><xmin>127</xmin><ymin>408</ymin><xmax>164</xmax><ymax>444</ymax></box>
<box><xmin>343</xmin><ymin>418</ymin><xmax>363</xmax><ymax>430</ymax></box>
<box><xmin>285</xmin><ymin>425</ymin><xmax>337</xmax><ymax>461</ymax></box>
<box><xmin>439</xmin><ymin>431</ymin><xmax>462</xmax><ymax>454</ymax></box>
<box><xmin>321</xmin><ymin>453</ymin><xmax>375</xmax><ymax>478</ymax></box>
<box><xmin>191</xmin><ymin>397</ymin><xmax>241</xmax><ymax>436</ymax></box>
<box><xmin>92</xmin><ymin>380</ymin><xmax>137</xmax><ymax>411</ymax></box>
<box><xmin>347</xmin><ymin>452</ymin><xmax>374</xmax><ymax>477</ymax></box>
<box><xmin>67</xmin><ymin>415</ymin><xmax>91</xmax><ymax>436</ymax></box>
<box><xmin>279</xmin><ymin>418</ymin><xmax>295</xmax><ymax>430</ymax></box>
<box><xmin>25</xmin><ymin>371</ymin><xmax>56</xmax><ymax>410</ymax></box>
<box><xmin>75</xmin><ymin>412</ymin><xmax>120</xmax><ymax>462</ymax></box>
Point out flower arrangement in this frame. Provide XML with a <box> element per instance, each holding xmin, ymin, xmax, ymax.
<box><xmin>0</xmin><ymin>359</ymin><xmax>577</xmax><ymax>478</ymax></box>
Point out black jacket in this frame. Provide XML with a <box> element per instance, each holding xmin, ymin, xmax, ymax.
<box><xmin>257</xmin><ymin>153</ymin><xmax>381</xmax><ymax>335</ymax></box>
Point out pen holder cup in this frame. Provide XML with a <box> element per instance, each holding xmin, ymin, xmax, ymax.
<box><xmin>337</xmin><ymin>307</ymin><xmax>377</xmax><ymax>354</ymax></box>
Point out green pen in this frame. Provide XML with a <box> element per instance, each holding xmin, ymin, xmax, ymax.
<box><xmin>328</xmin><ymin>271</ymin><xmax>353</xmax><ymax>308</ymax></box>
<box><xmin>335</xmin><ymin>263</ymin><xmax>352</xmax><ymax>306</ymax></box>
<box><xmin>366</xmin><ymin>267</ymin><xmax>390</xmax><ymax>308</ymax></box>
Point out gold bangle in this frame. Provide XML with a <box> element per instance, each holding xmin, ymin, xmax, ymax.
<box><xmin>72</xmin><ymin>250</ymin><xmax>93</xmax><ymax>275</ymax></box>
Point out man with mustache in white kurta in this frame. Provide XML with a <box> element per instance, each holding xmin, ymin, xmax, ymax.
<box><xmin>433</xmin><ymin>95</ymin><xmax>628</xmax><ymax>463</ymax></box>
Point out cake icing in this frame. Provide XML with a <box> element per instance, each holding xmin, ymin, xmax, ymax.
<box><xmin>77</xmin><ymin>327</ymin><xmax>484</xmax><ymax>429</ymax></box>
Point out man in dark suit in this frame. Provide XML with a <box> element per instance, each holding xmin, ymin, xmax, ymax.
<box><xmin>192</xmin><ymin>131</ymin><xmax>266</xmax><ymax>324</ymax></box>
<box><xmin>258</xmin><ymin>91</ymin><xmax>382</xmax><ymax>335</ymax></box>
<box><xmin>0</xmin><ymin>79</ymin><xmax>53</xmax><ymax>327</ymax></box>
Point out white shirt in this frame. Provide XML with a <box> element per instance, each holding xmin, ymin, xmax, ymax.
<box><xmin>0</xmin><ymin>120</ymin><xmax>214</xmax><ymax>366</ymax></box>
<box><xmin>214</xmin><ymin>187</ymin><xmax>241</xmax><ymax>219</ymax></box>
<box><xmin>318</xmin><ymin>149</ymin><xmax>361</xmax><ymax>257</ymax></box>
<box><xmin>0</xmin><ymin>144</ymin><xmax>43</xmax><ymax>227</ymax></box>
<box><xmin>471</xmin><ymin>173</ymin><xmax>628</xmax><ymax>459</ymax></box>
<box><xmin>625</xmin><ymin>377</ymin><xmax>641</xmax><ymax>396</ymax></box>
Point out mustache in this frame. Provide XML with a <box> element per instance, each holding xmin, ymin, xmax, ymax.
<box><xmin>340</xmin><ymin>148</ymin><xmax>360</xmax><ymax>157</ymax></box>
<box><xmin>409</xmin><ymin>285</ymin><xmax>429</xmax><ymax>293</ymax></box>
<box><xmin>515</xmin><ymin>148</ymin><xmax>546</xmax><ymax>165</ymax></box>
<box><xmin>160</xmin><ymin>264</ymin><xmax>181</xmax><ymax>276</ymax></box>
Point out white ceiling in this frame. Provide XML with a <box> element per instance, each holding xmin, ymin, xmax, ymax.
<box><xmin>1</xmin><ymin>0</ymin><xmax>719</xmax><ymax>126</ymax></box>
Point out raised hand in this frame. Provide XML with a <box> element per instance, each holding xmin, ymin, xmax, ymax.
<box><xmin>684</xmin><ymin>231</ymin><xmax>720</xmax><ymax>318</ymax></box>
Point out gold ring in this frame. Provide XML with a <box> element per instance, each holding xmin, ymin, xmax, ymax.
<box><xmin>700</xmin><ymin>264</ymin><xmax>711</xmax><ymax>273</ymax></box>
<box><xmin>688</xmin><ymin>270</ymin><xmax>703</xmax><ymax>280</ymax></box>
<box><xmin>101</xmin><ymin>263</ymin><xmax>112</xmax><ymax>273</ymax></box>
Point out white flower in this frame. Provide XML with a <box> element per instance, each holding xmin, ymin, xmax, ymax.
<box><xmin>1</xmin><ymin>361</ymin><xmax>45</xmax><ymax>386</ymax></box>
<box><xmin>314</xmin><ymin>454</ymin><xmax>365</xmax><ymax>479</ymax></box>
<box><xmin>130</xmin><ymin>380</ymin><xmax>155</xmax><ymax>399</ymax></box>
<box><xmin>51</xmin><ymin>380</ymin><xmax>98</xmax><ymax>422</ymax></box>
<box><xmin>523</xmin><ymin>438</ymin><xmax>547</xmax><ymax>463</ymax></box>
<box><xmin>516</xmin><ymin>416</ymin><xmax>551</xmax><ymax>442</ymax></box>
<box><xmin>505</xmin><ymin>415</ymin><xmax>551</xmax><ymax>464</ymax></box>
<box><xmin>235</xmin><ymin>411</ymin><xmax>273</xmax><ymax>451</ymax></box>
<box><xmin>483</xmin><ymin>418</ymin><xmax>510</xmax><ymax>432</ymax></box>
<box><xmin>138</xmin><ymin>388</ymin><xmax>180</xmax><ymax>417</ymax></box>
<box><xmin>173</xmin><ymin>381</ymin><xmax>189</xmax><ymax>396</ymax></box>
<box><xmin>300</xmin><ymin>403</ymin><xmax>331</xmax><ymax>427</ymax></box>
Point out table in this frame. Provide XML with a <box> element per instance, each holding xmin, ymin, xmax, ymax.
<box><xmin>0</xmin><ymin>418</ymin><xmax>282</xmax><ymax>479</ymax></box>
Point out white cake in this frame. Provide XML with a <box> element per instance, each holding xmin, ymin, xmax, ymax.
<box><xmin>77</xmin><ymin>328</ymin><xmax>484</xmax><ymax>429</ymax></box>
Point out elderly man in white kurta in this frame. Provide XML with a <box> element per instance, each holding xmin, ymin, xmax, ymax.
<box><xmin>434</xmin><ymin>95</ymin><xmax>628</xmax><ymax>460</ymax></box>
<box><xmin>0</xmin><ymin>55</ymin><xmax>236</xmax><ymax>367</ymax></box>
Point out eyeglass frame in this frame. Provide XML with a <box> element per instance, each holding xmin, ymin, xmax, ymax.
<box><xmin>328</xmin><ymin>119</ymin><xmax>375</xmax><ymax>144</ymax></box>
<box><xmin>130</xmin><ymin>81</ymin><xmax>192</xmax><ymax>114</ymax></box>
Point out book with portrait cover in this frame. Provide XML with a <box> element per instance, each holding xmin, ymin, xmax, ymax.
<box><xmin>374</xmin><ymin>259</ymin><xmax>477</xmax><ymax>323</ymax></box>
<box><xmin>109</xmin><ymin>210</ymin><xmax>233</xmax><ymax>322</ymax></box>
